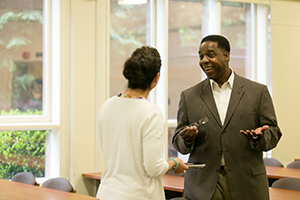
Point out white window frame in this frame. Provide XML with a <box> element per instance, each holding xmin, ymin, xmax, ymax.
<box><xmin>0</xmin><ymin>0</ymin><xmax>61</xmax><ymax>180</ymax></box>
<box><xmin>0</xmin><ymin>0</ymin><xmax>60</xmax><ymax>130</ymax></box>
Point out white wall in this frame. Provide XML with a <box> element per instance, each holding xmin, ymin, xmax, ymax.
<box><xmin>60</xmin><ymin>0</ymin><xmax>99</xmax><ymax>195</ymax></box>
<box><xmin>271</xmin><ymin>0</ymin><xmax>300</xmax><ymax>166</ymax></box>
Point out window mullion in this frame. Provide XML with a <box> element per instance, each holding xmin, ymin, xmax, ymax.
<box><xmin>202</xmin><ymin>0</ymin><xmax>219</xmax><ymax>36</ymax></box>
<box><xmin>155</xmin><ymin>0</ymin><xmax>168</xmax><ymax>121</ymax></box>
<box><xmin>256</xmin><ymin>4</ymin><xmax>268</xmax><ymax>85</ymax></box>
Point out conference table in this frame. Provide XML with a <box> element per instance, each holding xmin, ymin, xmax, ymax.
<box><xmin>82</xmin><ymin>172</ymin><xmax>185</xmax><ymax>193</ymax></box>
<box><xmin>0</xmin><ymin>179</ymin><xmax>97</xmax><ymax>200</ymax></box>
<box><xmin>269</xmin><ymin>187</ymin><xmax>300</xmax><ymax>199</ymax></box>
<box><xmin>83</xmin><ymin>166</ymin><xmax>300</xmax><ymax>191</ymax></box>
<box><xmin>82</xmin><ymin>166</ymin><xmax>300</xmax><ymax>200</ymax></box>
<box><xmin>266</xmin><ymin>166</ymin><xmax>300</xmax><ymax>179</ymax></box>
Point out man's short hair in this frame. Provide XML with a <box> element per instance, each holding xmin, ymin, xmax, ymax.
<box><xmin>200</xmin><ymin>35</ymin><xmax>230</xmax><ymax>52</ymax></box>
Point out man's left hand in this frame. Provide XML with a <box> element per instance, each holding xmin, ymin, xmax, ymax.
<box><xmin>240</xmin><ymin>125</ymin><xmax>269</xmax><ymax>140</ymax></box>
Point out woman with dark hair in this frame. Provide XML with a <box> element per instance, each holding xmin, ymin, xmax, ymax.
<box><xmin>96</xmin><ymin>46</ymin><xmax>188</xmax><ymax>200</ymax></box>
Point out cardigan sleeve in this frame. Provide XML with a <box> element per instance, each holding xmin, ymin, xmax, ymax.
<box><xmin>142</xmin><ymin>107</ymin><xmax>169</xmax><ymax>178</ymax></box>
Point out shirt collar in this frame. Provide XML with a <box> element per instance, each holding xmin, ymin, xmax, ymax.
<box><xmin>209</xmin><ymin>69</ymin><xmax>235</xmax><ymax>89</ymax></box>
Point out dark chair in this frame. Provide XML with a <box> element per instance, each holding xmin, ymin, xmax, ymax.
<box><xmin>263</xmin><ymin>157</ymin><xmax>284</xmax><ymax>167</ymax></box>
<box><xmin>271</xmin><ymin>177</ymin><xmax>300</xmax><ymax>191</ymax></box>
<box><xmin>41</xmin><ymin>177</ymin><xmax>75</xmax><ymax>193</ymax></box>
<box><xmin>169</xmin><ymin>198</ymin><xmax>185</xmax><ymax>200</ymax></box>
<box><xmin>286</xmin><ymin>160</ymin><xmax>300</xmax><ymax>169</ymax></box>
<box><xmin>11</xmin><ymin>172</ymin><xmax>38</xmax><ymax>185</ymax></box>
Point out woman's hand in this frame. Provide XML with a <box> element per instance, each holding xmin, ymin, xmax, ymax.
<box><xmin>168</xmin><ymin>158</ymin><xmax>189</xmax><ymax>174</ymax></box>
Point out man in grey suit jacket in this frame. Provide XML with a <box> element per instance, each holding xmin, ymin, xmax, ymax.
<box><xmin>172</xmin><ymin>35</ymin><xmax>282</xmax><ymax>200</ymax></box>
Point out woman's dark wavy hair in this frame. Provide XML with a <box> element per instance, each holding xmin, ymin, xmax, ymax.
<box><xmin>123</xmin><ymin>46</ymin><xmax>161</xmax><ymax>90</ymax></box>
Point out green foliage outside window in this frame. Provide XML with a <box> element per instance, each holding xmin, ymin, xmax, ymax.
<box><xmin>0</xmin><ymin>2</ymin><xmax>43</xmax><ymax>70</ymax></box>
<box><xmin>0</xmin><ymin>109</ymin><xmax>48</xmax><ymax>179</ymax></box>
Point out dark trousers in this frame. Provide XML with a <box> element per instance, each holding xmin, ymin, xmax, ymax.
<box><xmin>211</xmin><ymin>167</ymin><xmax>233</xmax><ymax>200</ymax></box>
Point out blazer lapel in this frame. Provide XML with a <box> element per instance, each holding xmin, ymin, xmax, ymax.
<box><xmin>200</xmin><ymin>79</ymin><xmax>222</xmax><ymax>127</ymax></box>
<box><xmin>222</xmin><ymin>74</ymin><xmax>245</xmax><ymax>130</ymax></box>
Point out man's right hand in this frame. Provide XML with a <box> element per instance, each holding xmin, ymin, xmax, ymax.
<box><xmin>179</xmin><ymin>126</ymin><xmax>198</xmax><ymax>142</ymax></box>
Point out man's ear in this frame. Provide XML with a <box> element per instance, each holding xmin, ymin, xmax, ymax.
<box><xmin>224</xmin><ymin>51</ymin><xmax>230</xmax><ymax>62</ymax></box>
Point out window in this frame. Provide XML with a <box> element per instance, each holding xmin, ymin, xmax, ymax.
<box><xmin>0</xmin><ymin>0</ymin><xmax>44</xmax><ymax>115</ymax></box>
<box><xmin>168</xmin><ymin>0</ymin><xmax>203</xmax><ymax>120</ymax></box>
<box><xmin>104</xmin><ymin>0</ymin><xmax>271</xmax><ymax>161</ymax></box>
<box><xmin>0</xmin><ymin>129</ymin><xmax>49</xmax><ymax>179</ymax></box>
<box><xmin>109</xmin><ymin>0</ymin><xmax>150</xmax><ymax>97</ymax></box>
<box><xmin>0</xmin><ymin>0</ymin><xmax>60</xmax><ymax>179</ymax></box>
<box><xmin>167</xmin><ymin>0</ymin><xmax>271</xmax><ymax>161</ymax></box>
<box><xmin>168</xmin><ymin>0</ymin><xmax>203</xmax><ymax>160</ymax></box>
<box><xmin>220</xmin><ymin>1</ymin><xmax>251</xmax><ymax>78</ymax></box>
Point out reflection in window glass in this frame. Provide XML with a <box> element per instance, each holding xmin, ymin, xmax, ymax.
<box><xmin>0</xmin><ymin>0</ymin><xmax>44</xmax><ymax>114</ymax></box>
<box><xmin>0</xmin><ymin>128</ymin><xmax>49</xmax><ymax>179</ymax></box>
<box><xmin>221</xmin><ymin>2</ymin><xmax>251</xmax><ymax>78</ymax></box>
<box><xmin>168</xmin><ymin>0</ymin><xmax>203</xmax><ymax>120</ymax></box>
<box><xmin>110</xmin><ymin>0</ymin><xmax>149</xmax><ymax>97</ymax></box>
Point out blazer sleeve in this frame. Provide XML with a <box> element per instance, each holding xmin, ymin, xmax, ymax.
<box><xmin>252</xmin><ymin>85</ymin><xmax>282</xmax><ymax>151</ymax></box>
<box><xmin>172</xmin><ymin>91</ymin><xmax>194</xmax><ymax>154</ymax></box>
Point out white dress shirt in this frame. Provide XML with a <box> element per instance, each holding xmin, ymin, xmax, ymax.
<box><xmin>209</xmin><ymin>70</ymin><xmax>234</xmax><ymax>166</ymax></box>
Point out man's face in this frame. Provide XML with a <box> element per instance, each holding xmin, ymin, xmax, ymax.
<box><xmin>198</xmin><ymin>41</ymin><xmax>230</xmax><ymax>85</ymax></box>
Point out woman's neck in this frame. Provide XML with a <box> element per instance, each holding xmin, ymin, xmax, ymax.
<box><xmin>123</xmin><ymin>88</ymin><xmax>150</xmax><ymax>99</ymax></box>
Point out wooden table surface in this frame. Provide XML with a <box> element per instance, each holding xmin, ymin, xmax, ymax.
<box><xmin>82</xmin><ymin>172</ymin><xmax>184</xmax><ymax>193</ymax></box>
<box><xmin>266</xmin><ymin>166</ymin><xmax>300</xmax><ymax>179</ymax></box>
<box><xmin>269</xmin><ymin>187</ymin><xmax>300</xmax><ymax>200</ymax></box>
<box><xmin>82</xmin><ymin>172</ymin><xmax>102</xmax><ymax>180</ymax></box>
<box><xmin>82</xmin><ymin>171</ymin><xmax>300</xmax><ymax>199</ymax></box>
<box><xmin>83</xmin><ymin>166</ymin><xmax>300</xmax><ymax>191</ymax></box>
<box><xmin>0</xmin><ymin>179</ymin><xmax>97</xmax><ymax>200</ymax></box>
<box><xmin>162</xmin><ymin>175</ymin><xmax>184</xmax><ymax>193</ymax></box>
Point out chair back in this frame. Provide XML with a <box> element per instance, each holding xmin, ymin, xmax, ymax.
<box><xmin>286</xmin><ymin>160</ymin><xmax>300</xmax><ymax>169</ymax></box>
<box><xmin>41</xmin><ymin>177</ymin><xmax>75</xmax><ymax>193</ymax></box>
<box><xmin>263</xmin><ymin>157</ymin><xmax>284</xmax><ymax>167</ymax></box>
<box><xmin>271</xmin><ymin>177</ymin><xmax>300</xmax><ymax>191</ymax></box>
<box><xmin>11</xmin><ymin>172</ymin><xmax>38</xmax><ymax>185</ymax></box>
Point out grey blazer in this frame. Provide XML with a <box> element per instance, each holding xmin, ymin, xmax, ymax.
<box><xmin>172</xmin><ymin>73</ymin><xmax>282</xmax><ymax>200</ymax></box>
